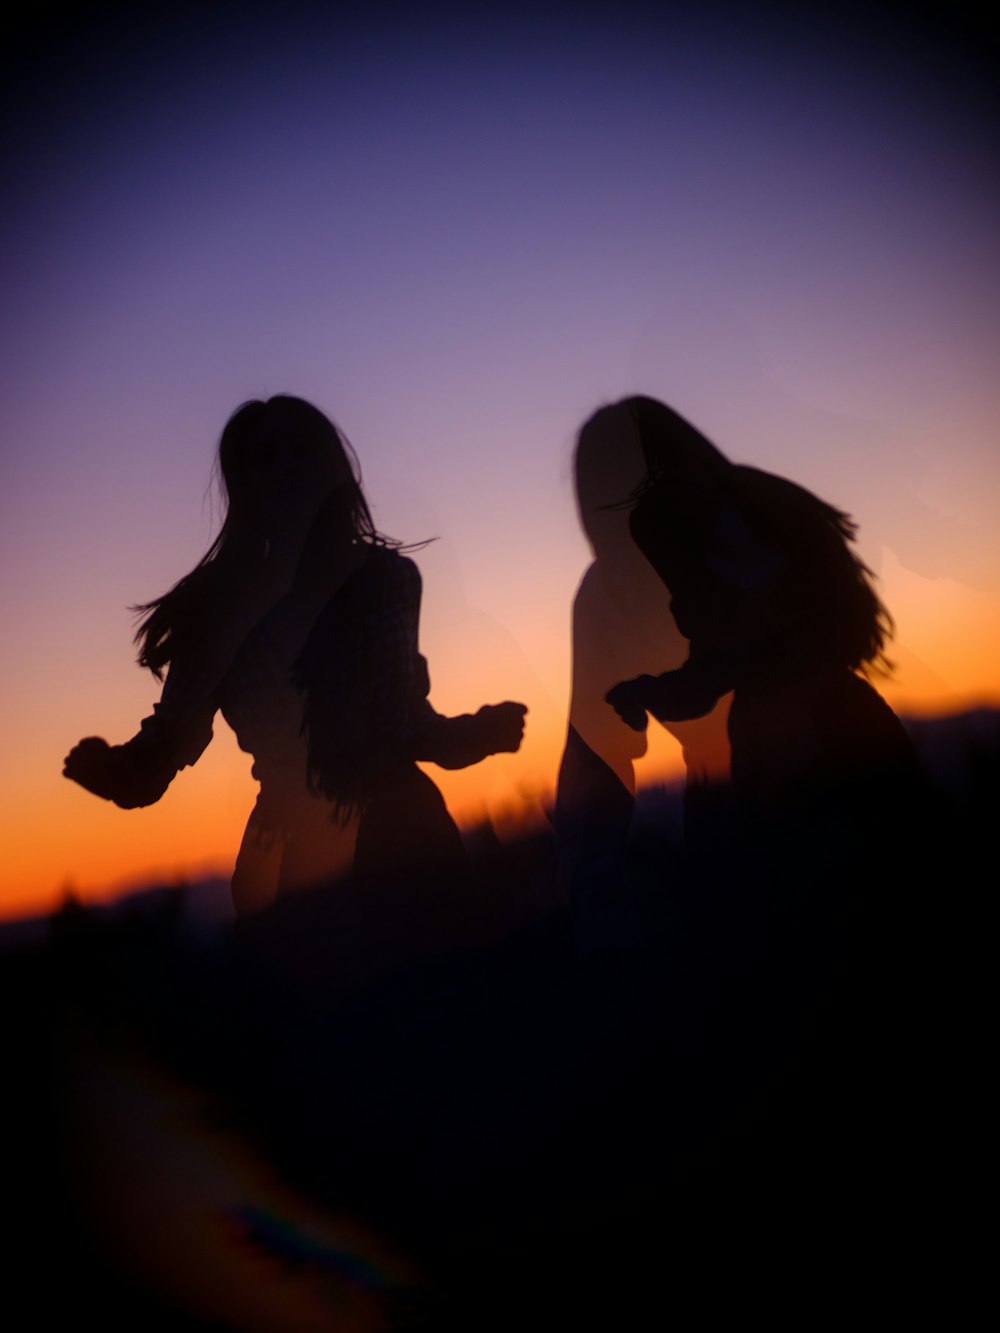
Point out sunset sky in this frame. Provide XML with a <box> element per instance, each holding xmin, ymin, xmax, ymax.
<box><xmin>2</xmin><ymin>3</ymin><xmax>997</xmax><ymax>920</ymax></box>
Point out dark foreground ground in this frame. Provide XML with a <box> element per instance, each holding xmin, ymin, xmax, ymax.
<box><xmin>3</xmin><ymin>710</ymin><xmax>993</xmax><ymax>1330</ymax></box>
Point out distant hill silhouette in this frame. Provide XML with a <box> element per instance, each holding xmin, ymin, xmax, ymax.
<box><xmin>902</xmin><ymin>704</ymin><xmax>1000</xmax><ymax>800</ymax></box>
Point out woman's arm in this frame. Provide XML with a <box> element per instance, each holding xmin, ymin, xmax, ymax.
<box><xmin>414</xmin><ymin>694</ymin><xmax>528</xmax><ymax>769</ymax></box>
<box><xmin>63</xmin><ymin>660</ymin><xmax>218</xmax><ymax>808</ymax></box>
<box><xmin>396</xmin><ymin>641</ymin><xmax>525</xmax><ymax>769</ymax></box>
<box><xmin>62</xmin><ymin>595</ymin><xmax>236</xmax><ymax>816</ymax></box>
<box><xmin>606</xmin><ymin>655</ymin><xmax>734</xmax><ymax>728</ymax></box>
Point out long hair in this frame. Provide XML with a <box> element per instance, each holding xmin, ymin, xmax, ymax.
<box><xmin>134</xmin><ymin>396</ymin><xmax>396</xmax><ymax>678</ymax></box>
<box><xmin>727</xmin><ymin>466</ymin><xmax>894</xmax><ymax>676</ymax></box>
<box><xmin>628</xmin><ymin>447</ymin><xmax>894</xmax><ymax>677</ymax></box>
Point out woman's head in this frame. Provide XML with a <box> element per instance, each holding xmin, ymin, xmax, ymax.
<box><xmin>622</xmin><ymin>396</ymin><xmax>731</xmax><ymax>485</ymax></box>
<box><xmin>216</xmin><ymin>396</ymin><xmax>367</xmax><ymax>544</ymax></box>
<box><xmin>574</xmin><ymin>396</ymin><xmax>731</xmax><ymax>553</ymax></box>
<box><xmin>135</xmin><ymin>396</ymin><xmax>388</xmax><ymax>676</ymax></box>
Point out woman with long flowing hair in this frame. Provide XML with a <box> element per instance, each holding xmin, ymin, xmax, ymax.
<box><xmin>64</xmin><ymin>396</ymin><xmax>526</xmax><ymax>915</ymax></box>
<box><xmin>607</xmin><ymin>454</ymin><xmax>926</xmax><ymax>979</ymax></box>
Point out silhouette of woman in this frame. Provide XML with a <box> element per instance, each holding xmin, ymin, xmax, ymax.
<box><xmin>609</xmin><ymin>460</ymin><xmax>932</xmax><ymax>1239</ymax></box>
<box><xmin>64</xmin><ymin>397</ymin><xmax>526</xmax><ymax>914</ymax></box>
<box><xmin>608</xmin><ymin>461</ymin><xmax>922</xmax><ymax>919</ymax></box>
<box><xmin>555</xmin><ymin>397</ymin><xmax>732</xmax><ymax>952</ymax></box>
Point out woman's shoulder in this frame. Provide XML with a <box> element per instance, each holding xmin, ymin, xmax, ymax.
<box><xmin>310</xmin><ymin>546</ymin><xmax>421</xmax><ymax>629</ymax></box>
<box><xmin>366</xmin><ymin>543</ymin><xmax>417</xmax><ymax>570</ymax></box>
<box><xmin>817</xmin><ymin>669</ymin><xmax>917</xmax><ymax>767</ymax></box>
<box><xmin>357</xmin><ymin>544</ymin><xmax>421</xmax><ymax>588</ymax></box>
<box><xmin>824</xmin><ymin>669</ymin><xmax>899</xmax><ymax>719</ymax></box>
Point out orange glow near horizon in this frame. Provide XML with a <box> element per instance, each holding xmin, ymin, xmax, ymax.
<box><xmin>4</xmin><ymin>554</ymin><xmax>998</xmax><ymax>924</ymax></box>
